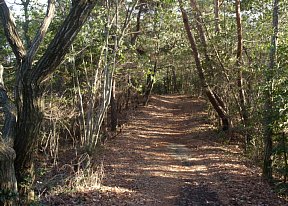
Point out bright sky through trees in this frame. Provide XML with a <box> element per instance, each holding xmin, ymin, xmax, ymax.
<box><xmin>6</xmin><ymin>0</ymin><xmax>46</xmax><ymax>12</ymax></box>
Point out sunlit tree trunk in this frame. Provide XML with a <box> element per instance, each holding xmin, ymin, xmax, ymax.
<box><xmin>86</xmin><ymin>21</ymin><xmax>115</xmax><ymax>149</ymax></box>
<box><xmin>263</xmin><ymin>0</ymin><xmax>279</xmax><ymax>180</ymax></box>
<box><xmin>144</xmin><ymin>61</ymin><xmax>156</xmax><ymax>105</ymax></box>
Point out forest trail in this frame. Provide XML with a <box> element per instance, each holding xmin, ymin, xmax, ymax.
<box><xmin>46</xmin><ymin>95</ymin><xmax>287</xmax><ymax>205</ymax></box>
<box><xmin>97</xmin><ymin>95</ymin><xmax>287</xmax><ymax>206</ymax></box>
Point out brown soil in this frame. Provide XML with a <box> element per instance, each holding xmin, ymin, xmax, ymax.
<box><xmin>40</xmin><ymin>95</ymin><xmax>288</xmax><ymax>205</ymax></box>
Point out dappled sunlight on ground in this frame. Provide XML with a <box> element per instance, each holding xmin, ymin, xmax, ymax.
<box><xmin>39</xmin><ymin>95</ymin><xmax>288</xmax><ymax>205</ymax></box>
<box><xmin>98</xmin><ymin>95</ymin><xmax>287</xmax><ymax>205</ymax></box>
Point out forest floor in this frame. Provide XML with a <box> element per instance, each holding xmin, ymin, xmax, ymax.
<box><xmin>39</xmin><ymin>95</ymin><xmax>288</xmax><ymax>206</ymax></box>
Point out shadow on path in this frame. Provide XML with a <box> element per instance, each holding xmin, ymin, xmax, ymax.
<box><xmin>41</xmin><ymin>95</ymin><xmax>288</xmax><ymax>205</ymax></box>
<box><xmin>100</xmin><ymin>95</ymin><xmax>287</xmax><ymax>206</ymax></box>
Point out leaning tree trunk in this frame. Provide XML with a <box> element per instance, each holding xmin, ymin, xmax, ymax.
<box><xmin>179</xmin><ymin>0</ymin><xmax>229</xmax><ymax>131</ymax></box>
<box><xmin>263</xmin><ymin>0</ymin><xmax>279</xmax><ymax>180</ymax></box>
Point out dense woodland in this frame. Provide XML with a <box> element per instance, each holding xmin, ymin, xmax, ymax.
<box><xmin>0</xmin><ymin>0</ymin><xmax>287</xmax><ymax>205</ymax></box>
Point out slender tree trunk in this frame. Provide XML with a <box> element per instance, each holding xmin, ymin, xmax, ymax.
<box><xmin>166</xmin><ymin>68</ymin><xmax>170</xmax><ymax>93</ymax></box>
<box><xmin>131</xmin><ymin>3</ymin><xmax>143</xmax><ymax>45</ymax></box>
<box><xmin>263</xmin><ymin>0</ymin><xmax>279</xmax><ymax>180</ymax></box>
<box><xmin>235</xmin><ymin>0</ymin><xmax>246</xmax><ymax>122</ymax></box>
<box><xmin>86</xmin><ymin>14</ymin><xmax>115</xmax><ymax>150</ymax></box>
<box><xmin>214</xmin><ymin>0</ymin><xmax>221</xmax><ymax>33</ymax></box>
<box><xmin>110</xmin><ymin>78</ymin><xmax>117</xmax><ymax>132</ymax></box>
<box><xmin>125</xmin><ymin>75</ymin><xmax>131</xmax><ymax>109</ymax></box>
<box><xmin>144</xmin><ymin>61</ymin><xmax>156</xmax><ymax>106</ymax></box>
<box><xmin>235</xmin><ymin>0</ymin><xmax>250</xmax><ymax>147</ymax></box>
<box><xmin>189</xmin><ymin>0</ymin><xmax>211</xmax><ymax>71</ymax></box>
<box><xmin>282</xmin><ymin>133</ymin><xmax>288</xmax><ymax>183</ymax></box>
<box><xmin>22</xmin><ymin>0</ymin><xmax>31</xmax><ymax>47</ymax></box>
<box><xmin>172</xmin><ymin>66</ymin><xmax>178</xmax><ymax>93</ymax></box>
<box><xmin>179</xmin><ymin>0</ymin><xmax>229</xmax><ymax>131</ymax></box>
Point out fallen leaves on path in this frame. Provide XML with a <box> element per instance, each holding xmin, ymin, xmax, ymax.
<box><xmin>40</xmin><ymin>95</ymin><xmax>288</xmax><ymax>205</ymax></box>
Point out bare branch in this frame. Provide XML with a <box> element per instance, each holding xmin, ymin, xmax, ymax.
<box><xmin>0</xmin><ymin>0</ymin><xmax>26</xmax><ymax>62</ymax></box>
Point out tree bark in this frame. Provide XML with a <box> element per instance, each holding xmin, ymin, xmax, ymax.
<box><xmin>263</xmin><ymin>0</ymin><xmax>279</xmax><ymax>180</ymax></box>
<box><xmin>144</xmin><ymin>61</ymin><xmax>156</xmax><ymax>106</ymax></box>
<box><xmin>131</xmin><ymin>3</ymin><xmax>143</xmax><ymax>45</ymax></box>
<box><xmin>172</xmin><ymin>66</ymin><xmax>179</xmax><ymax>93</ymax></box>
<box><xmin>189</xmin><ymin>0</ymin><xmax>211</xmax><ymax>71</ymax></box>
<box><xmin>0</xmin><ymin>142</ymin><xmax>17</xmax><ymax>206</ymax></box>
<box><xmin>0</xmin><ymin>65</ymin><xmax>17</xmax><ymax>206</ymax></box>
<box><xmin>179</xmin><ymin>0</ymin><xmax>229</xmax><ymax>131</ymax></box>
<box><xmin>214</xmin><ymin>0</ymin><xmax>221</xmax><ymax>33</ymax></box>
<box><xmin>110</xmin><ymin>79</ymin><xmax>117</xmax><ymax>132</ymax></box>
<box><xmin>235</xmin><ymin>0</ymin><xmax>250</xmax><ymax>147</ymax></box>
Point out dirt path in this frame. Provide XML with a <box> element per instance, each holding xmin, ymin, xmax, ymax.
<box><xmin>44</xmin><ymin>95</ymin><xmax>287</xmax><ymax>205</ymax></box>
<box><xmin>93</xmin><ymin>95</ymin><xmax>286</xmax><ymax>206</ymax></box>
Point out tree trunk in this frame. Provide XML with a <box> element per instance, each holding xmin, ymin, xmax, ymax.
<box><xmin>125</xmin><ymin>75</ymin><xmax>131</xmax><ymax>109</ymax></box>
<box><xmin>263</xmin><ymin>0</ymin><xmax>279</xmax><ymax>180</ymax></box>
<box><xmin>0</xmin><ymin>64</ymin><xmax>17</xmax><ymax>205</ymax></box>
<box><xmin>131</xmin><ymin>3</ymin><xmax>143</xmax><ymax>45</ymax></box>
<box><xmin>179</xmin><ymin>0</ymin><xmax>229</xmax><ymax>131</ymax></box>
<box><xmin>235</xmin><ymin>0</ymin><xmax>250</xmax><ymax>147</ymax></box>
<box><xmin>21</xmin><ymin>0</ymin><xmax>31</xmax><ymax>48</ymax></box>
<box><xmin>172</xmin><ymin>66</ymin><xmax>179</xmax><ymax>93</ymax></box>
<box><xmin>0</xmin><ymin>143</ymin><xmax>17</xmax><ymax>206</ymax></box>
<box><xmin>214</xmin><ymin>0</ymin><xmax>221</xmax><ymax>33</ymax></box>
<box><xmin>144</xmin><ymin>62</ymin><xmax>156</xmax><ymax>106</ymax></box>
<box><xmin>110</xmin><ymin>79</ymin><xmax>117</xmax><ymax>132</ymax></box>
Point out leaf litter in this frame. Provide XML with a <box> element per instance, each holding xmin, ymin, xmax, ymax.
<box><xmin>38</xmin><ymin>95</ymin><xmax>287</xmax><ymax>205</ymax></box>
